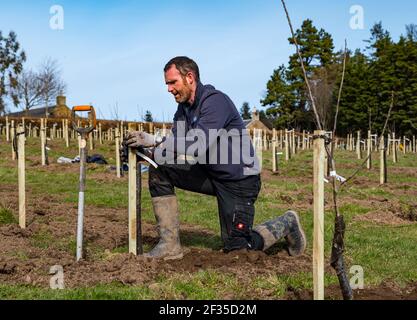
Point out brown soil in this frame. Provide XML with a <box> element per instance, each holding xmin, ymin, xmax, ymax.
<box><xmin>285</xmin><ymin>281</ymin><xmax>417</xmax><ymax>300</ymax></box>
<box><xmin>353</xmin><ymin>210</ymin><xmax>413</xmax><ymax>225</ymax></box>
<box><xmin>2</xmin><ymin>186</ymin><xmax>415</xmax><ymax>299</ymax></box>
<box><xmin>2</xmin><ymin>149</ymin><xmax>417</xmax><ymax>299</ymax></box>
<box><xmin>0</xmin><ymin>187</ymin><xmax>312</xmax><ymax>291</ymax></box>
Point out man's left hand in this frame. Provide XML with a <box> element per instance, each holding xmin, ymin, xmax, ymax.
<box><xmin>125</xmin><ymin>131</ymin><xmax>156</xmax><ymax>148</ymax></box>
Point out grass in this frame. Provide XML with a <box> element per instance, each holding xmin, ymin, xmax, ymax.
<box><xmin>0</xmin><ymin>270</ymin><xmax>343</xmax><ymax>300</ymax></box>
<box><xmin>31</xmin><ymin>228</ymin><xmax>55</xmax><ymax>249</ymax></box>
<box><xmin>1</xmin><ymin>136</ymin><xmax>417</xmax><ymax>299</ymax></box>
<box><xmin>348</xmin><ymin>222</ymin><xmax>417</xmax><ymax>285</ymax></box>
<box><xmin>0</xmin><ymin>283</ymin><xmax>153</xmax><ymax>300</ymax></box>
<box><xmin>0</xmin><ymin>206</ymin><xmax>17</xmax><ymax>225</ymax></box>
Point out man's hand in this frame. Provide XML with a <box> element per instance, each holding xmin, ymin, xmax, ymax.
<box><xmin>125</xmin><ymin>131</ymin><xmax>156</xmax><ymax>148</ymax></box>
<box><xmin>120</xmin><ymin>138</ymin><xmax>156</xmax><ymax>165</ymax></box>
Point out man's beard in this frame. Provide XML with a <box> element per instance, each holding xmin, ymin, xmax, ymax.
<box><xmin>174</xmin><ymin>77</ymin><xmax>192</xmax><ymax>103</ymax></box>
<box><xmin>174</xmin><ymin>85</ymin><xmax>192</xmax><ymax>104</ymax></box>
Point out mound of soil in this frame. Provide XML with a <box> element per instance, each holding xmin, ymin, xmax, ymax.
<box><xmin>0</xmin><ymin>186</ymin><xmax>312</xmax><ymax>292</ymax></box>
<box><xmin>285</xmin><ymin>281</ymin><xmax>417</xmax><ymax>300</ymax></box>
<box><xmin>1</xmin><ymin>157</ymin><xmax>416</xmax><ymax>299</ymax></box>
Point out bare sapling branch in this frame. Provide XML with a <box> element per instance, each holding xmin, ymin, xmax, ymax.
<box><xmin>327</xmin><ymin>40</ymin><xmax>353</xmax><ymax>300</ymax></box>
<box><xmin>280</xmin><ymin>0</ymin><xmax>323</xmax><ymax>131</ymax></box>
<box><xmin>280</xmin><ymin>0</ymin><xmax>352</xmax><ymax>299</ymax></box>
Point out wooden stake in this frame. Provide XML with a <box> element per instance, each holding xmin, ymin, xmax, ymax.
<box><xmin>370</xmin><ymin>134</ymin><xmax>374</xmax><ymax>152</ymax></box>
<box><xmin>254</xmin><ymin>129</ymin><xmax>263</xmax><ymax>169</ymax></box>
<box><xmin>367</xmin><ymin>130</ymin><xmax>372</xmax><ymax>170</ymax></box>
<box><xmin>272</xmin><ymin>139</ymin><xmax>277</xmax><ymax>173</ymax></box>
<box><xmin>41</xmin><ymin>119</ymin><xmax>47</xmax><ymax>166</ymax></box>
<box><xmin>162</xmin><ymin>123</ymin><xmax>167</xmax><ymax>137</ymax></box>
<box><xmin>313</xmin><ymin>130</ymin><xmax>325</xmax><ymax>301</ymax></box>
<box><xmin>392</xmin><ymin>132</ymin><xmax>397</xmax><ymax>163</ymax></box>
<box><xmin>65</xmin><ymin>119</ymin><xmax>70</xmax><ymax>147</ymax></box>
<box><xmin>52</xmin><ymin>123</ymin><xmax>57</xmax><ymax>140</ymax></box>
<box><xmin>272</xmin><ymin>129</ymin><xmax>277</xmax><ymax>168</ymax></box>
<box><xmin>6</xmin><ymin>116</ymin><xmax>10</xmax><ymax>142</ymax></box>
<box><xmin>62</xmin><ymin>119</ymin><xmax>65</xmax><ymax>142</ymax></box>
<box><xmin>380</xmin><ymin>136</ymin><xmax>387</xmax><ymax>184</ymax></box>
<box><xmin>292</xmin><ymin>130</ymin><xmax>296</xmax><ymax>155</ymax></box>
<box><xmin>356</xmin><ymin>131</ymin><xmax>362</xmax><ymax>159</ymax></box>
<box><xmin>17</xmin><ymin>125</ymin><xmax>26</xmax><ymax>229</ymax></box>
<box><xmin>115</xmin><ymin>128</ymin><xmax>121</xmax><ymax>178</ymax></box>
<box><xmin>279</xmin><ymin>130</ymin><xmax>283</xmax><ymax>149</ymax></box>
<box><xmin>302</xmin><ymin>130</ymin><xmax>306</xmax><ymax>150</ymax></box>
<box><xmin>387</xmin><ymin>135</ymin><xmax>391</xmax><ymax>156</ymax></box>
<box><xmin>128</xmin><ymin>139</ymin><xmax>137</xmax><ymax>255</ymax></box>
<box><xmin>99</xmin><ymin>123</ymin><xmax>103</xmax><ymax>145</ymax></box>
<box><xmin>285</xmin><ymin>130</ymin><xmax>290</xmax><ymax>161</ymax></box>
<box><xmin>89</xmin><ymin>121</ymin><xmax>94</xmax><ymax>151</ymax></box>
<box><xmin>89</xmin><ymin>130</ymin><xmax>94</xmax><ymax>151</ymax></box>
<box><xmin>78</xmin><ymin>132</ymin><xmax>82</xmax><ymax>157</ymax></box>
<box><xmin>11</xmin><ymin>121</ymin><xmax>16</xmax><ymax>160</ymax></box>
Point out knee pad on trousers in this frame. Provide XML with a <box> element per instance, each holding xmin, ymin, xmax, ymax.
<box><xmin>223</xmin><ymin>201</ymin><xmax>255</xmax><ymax>252</ymax></box>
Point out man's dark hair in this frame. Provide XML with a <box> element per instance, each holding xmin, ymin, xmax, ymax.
<box><xmin>164</xmin><ymin>56</ymin><xmax>200</xmax><ymax>82</ymax></box>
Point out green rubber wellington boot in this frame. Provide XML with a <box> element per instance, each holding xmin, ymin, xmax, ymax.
<box><xmin>253</xmin><ymin>210</ymin><xmax>306</xmax><ymax>256</ymax></box>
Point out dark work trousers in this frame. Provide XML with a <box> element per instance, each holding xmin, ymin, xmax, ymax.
<box><xmin>149</xmin><ymin>163</ymin><xmax>264</xmax><ymax>252</ymax></box>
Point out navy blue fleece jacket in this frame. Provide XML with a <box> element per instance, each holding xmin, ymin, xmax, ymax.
<box><xmin>160</xmin><ymin>82</ymin><xmax>259</xmax><ymax>181</ymax></box>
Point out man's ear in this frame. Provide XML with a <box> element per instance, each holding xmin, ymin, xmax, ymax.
<box><xmin>186</xmin><ymin>72</ymin><xmax>194</xmax><ymax>85</ymax></box>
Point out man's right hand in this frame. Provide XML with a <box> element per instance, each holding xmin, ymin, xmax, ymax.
<box><xmin>120</xmin><ymin>139</ymin><xmax>156</xmax><ymax>165</ymax></box>
<box><xmin>125</xmin><ymin>131</ymin><xmax>156</xmax><ymax>148</ymax></box>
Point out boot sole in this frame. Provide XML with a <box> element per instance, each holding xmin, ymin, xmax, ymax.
<box><xmin>144</xmin><ymin>252</ymin><xmax>184</xmax><ymax>261</ymax></box>
<box><xmin>163</xmin><ymin>252</ymin><xmax>184</xmax><ymax>261</ymax></box>
<box><xmin>163</xmin><ymin>247</ymin><xmax>191</xmax><ymax>261</ymax></box>
<box><xmin>144</xmin><ymin>248</ymin><xmax>189</xmax><ymax>261</ymax></box>
<box><xmin>287</xmin><ymin>211</ymin><xmax>307</xmax><ymax>256</ymax></box>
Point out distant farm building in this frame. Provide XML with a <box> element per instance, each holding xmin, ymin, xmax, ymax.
<box><xmin>7</xmin><ymin>96</ymin><xmax>71</xmax><ymax>119</ymax></box>
<box><xmin>244</xmin><ymin>108</ymin><xmax>273</xmax><ymax>136</ymax></box>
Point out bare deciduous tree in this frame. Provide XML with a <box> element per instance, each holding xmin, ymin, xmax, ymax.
<box><xmin>11</xmin><ymin>70</ymin><xmax>44</xmax><ymax>114</ymax></box>
<box><xmin>39</xmin><ymin>58</ymin><xmax>66</xmax><ymax>117</ymax></box>
<box><xmin>310</xmin><ymin>64</ymin><xmax>340</xmax><ymax>130</ymax></box>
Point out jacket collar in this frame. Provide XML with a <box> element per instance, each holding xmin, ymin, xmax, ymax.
<box><xmin>184</xmin><ymin>81</ymin><xmax>204</xmax><ymax>110</ymax></box>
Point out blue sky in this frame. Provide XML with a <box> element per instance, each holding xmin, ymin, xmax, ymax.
<box><xmin>1</xmin><ymin>0</ymin><xmax>416</xmax><ymax>121</ymax></box>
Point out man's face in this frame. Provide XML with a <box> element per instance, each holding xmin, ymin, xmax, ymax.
<box><xmin>165</xmin><ymin>65</ymin><xmax>194</xmax><ymax>104</ymax></box>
